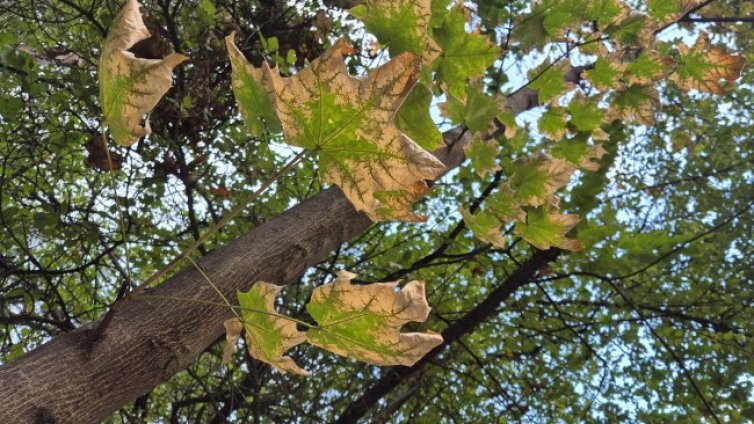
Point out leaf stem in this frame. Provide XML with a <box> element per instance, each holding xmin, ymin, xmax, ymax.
<box><xmin>137</xmin><ymin>294</ymin><xmax>315</xmax><ymax>328</ymax></box>
<box><xmin>185</xmin><ymin>256</ymin><xmax>239</xmax><ymax>319</ymax></box>
<box><xmin>101</xmin><ymin>126</ymin><xmax>133</xmax><ymax>293</ymax></box>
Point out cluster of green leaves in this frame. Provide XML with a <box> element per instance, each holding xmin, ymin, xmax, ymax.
<box><xmin>3</xmin><ymin>0</ymin><xmax>754</xmax><ymax>421</ymax></box>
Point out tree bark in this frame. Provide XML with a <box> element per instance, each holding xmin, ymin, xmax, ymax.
<box><xmin>0</xmin><ymin>83</ymin><xmax>550</xmax><ymax>423</ymax></box>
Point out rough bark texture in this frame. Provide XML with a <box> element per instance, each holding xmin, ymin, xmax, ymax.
<box><xmin>0</xmin><ymin>83</ymin><xmax>550</xmax><ymax>423</ymax></box>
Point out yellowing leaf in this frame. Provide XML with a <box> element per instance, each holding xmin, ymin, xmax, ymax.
<box><xmin>228</xmin><ymin>282</ymin><xmax>308</xmax><ymax>375</ymax></box>
<box><xmin>99</xmin><ymin>0</ymin><xmax>187</xmax><ymax>146</ymax></box>
<box><xmin>670</xmin><ymin>32</ymin><xmax>746</xmax><ymax>95</ymax></box>
<box><xmin>264</xmin><ymin>39</ymin><xmax>445</xmax><ymax>222</ymax></box>
<box><xmin>305</xmin><ymin>271</ymin><xmax>443</xmax><ymax>366</ymax></box>
<box><xmin>225</xmin><ymin>33</ymin><xmax>282</xmax><ymax>136</ymax></box>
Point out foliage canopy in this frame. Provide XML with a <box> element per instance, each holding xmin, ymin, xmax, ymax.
<box><xmin>1</xmin><ymin>0</ymin><xmax>753</xmax><ymax>422</ymax></box>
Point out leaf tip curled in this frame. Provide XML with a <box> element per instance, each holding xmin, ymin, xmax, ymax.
<box><xmin>164</xmin><ymin>52</ymin><xmax>189</xmax><ymax>68</ymax></box>
<box><xmin>99</xmin><ymin>0</ymin><xmax>187</xmax><ymax>146</ymax></box>
<box><xmin>222</xmin><ymin>317</ymin><xmax>243</xmax><ymax>363</ymax></box>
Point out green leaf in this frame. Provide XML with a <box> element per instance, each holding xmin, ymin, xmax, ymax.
<box><xmin>0</xmin><ymin>95</ymin><xmax>24</xmax><ymax>119</ymax></box>
<box><xmin>586</xmin><ymin>0</ymin><xmax>622</xmax><ymax>28</ymax></box>
<box><xmin>432</xmin><ymin>6</ymin><xmax>501</xmax><ymax>100</ymax></box>
<box><xmin>607</xmin><ymin>84</ymin><xmax>659</xmax><ymax>126</ymax></box>
<box><xmin>512</xmin><ymin>6</ymin><xmax>548</xmax><ymax>52</ymax></box>
<box><xmin>465</xmin><ymin>139</ymin><xmax>501</xmax><ymax>178</ymax></box>
<box><xmin>585</xmin><ymin>58</ymin><xmax>622</xmax><ymax>90</ymax></box>
<box><xmin>567</xmin><ymin>95</ymin><xmax>604</xmax><ymax>133</ymax></box>
<box><xmin>647</xmin><ymin>0</ymin><xmax>683</xmax><ymax>21</ymax></box>
<box><xmin>350</xmin><ymin>0</ymin><xmax>440</xmax><ymax>66</ymax></box>
<box><xmin>625</xmin><ymin>52</ymin><xmax>666</xmax><ymax>84</ymax></box>
<box><xmin>264</xmin><ymin>39</ymin><xmax>445</xmax><ymax>221</ymax></box>
<box><xmin>197</xmin><ymin>0</ymin><xmax>216</xmax><ymax>23</ymax></box>
<box><xmin>225</xmin><ymin>282</ymin><xmax>308</xmax><ymax>375</ymax></box>
<box><xmin>286</xmin><ymin>49</ymin><xmax>297</xmax><ymax>65</ymax></box>
<box><xmin>551</xmin><ymin>135</ymin><xmax>607</xmax><ymax>171</ymax></box>
<box><xmin>476</xmin><ymin>0</ymin><xmax>508</xmax><ymax>25</ymax></box>
<box><xmin>542</xmin><ymin>5</ymin><xmax>576</xmax><ymax>37</ymax></box>
<box><xmin>514</xmin><ymin>207</ymin><xmax>582</xmax><ymax>251</ymax></box>
<box><xmin>99</xmin><ymin>0</ymin><xmax>187</xmax><ymax>146</ymax></box>
<box><xmin>395</xmin><ymin>83</ymin><xmax>443</xmax><ymax>150</ymax></box>
<box><xmin>539</xmin><ymin>106</ymin><xmax>567</xmax><ymax>140</ymax></box>
<box><xmin>430</xmin><ymin>0</ymin><xmax>452</xmax><ymax>28</ymax></box>
<box><xmin>439</xmin><ymin>82</ymin><xmax>503</xmax><ymax>134</ymax></box>
<box><xmin>529</xmin><ymin>63</ymin><xmax>568</xmax><ymax>103</ymax></box>
<box><xmin>460</xmin><ymin>207</ymin><xmax>506</xmax><ymax>247</ymax></box>
<box><xmin>225</xmin><ymin>33</ymin><xmax>283</xmax><ymax>137</ymax></box>
<box><xmin>306</xmin><ymin>271</ymin><xmax>443</xmax><ymax>366</ymax></box>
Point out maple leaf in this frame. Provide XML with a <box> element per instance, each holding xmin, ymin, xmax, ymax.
<box><xmin>347</xmin><ymin>2</ymin><xmax>444</xmax><ymax>154</ymax></box>
<box><xmin>646</xmin><ymin>0</ymin><xmax>705</xmax><ymax>24</ymax></box>
<box><xmin>439</xmin><ymin>81</ymin><xmax>508</xmax><ymax>135</ymax></box>
<box><xmin>670</xmin><ymin>32</ymin><xmax>746</xmax><ymax>95</ymax></box>
<box><xmin>509</xmin><ymin>156</ymin><xmax>577</xmax><ymax>208</ymax></box>
<box><xmin>349</xmin><ymin>0</ymin><xmax>441</xmax><ymax>67</ymax></box>
<box><xmin>264</xmin><ymin>39</ymin><xmax>445</xmax><ymax>222</ymax></box>
<box><xmin>607</xmin><ymin>84</ymin><xmax>660</xmax><ymax>126</ymax></box>
<box><xmin>305</xmin><ymin>271</ymin><xmax>443</xmax><ymax>366</ymax></box>
<box><xmin>528</xmin><ymin>60</ymin><xmax>575</xmax><ymax>104</ymax></box>
<box><xmin>515</xmin><ymin>207</ymin><xmax>582</xmax><ymax>251</ymax></box>
<box><xmin>567</xmin><ymin>94</ymin><xmax>605</xmax><ymax>134</ymax></box>
<box><xmin>432</xmin><ymin>5</ymin><xmax>501</xmax><ymax>100</ymax></box>
<box><xmin>460</xmin><ymin>207</ymin><xmax>506</xmax><ymax>248</ymax></box>
<box><xmin>99</xmin><ymin>0</ymin><xmax>187</xmax><ymax>146</ymax></box>
<box><xmin>624</xmin><ymin>51</ymin><xmax>669</xmax><ymax>85</ymax></box>
<box><xmin>551</xmin><ymin>136</ymin><xmax>608</xmax><ymax>172</ymax></box>
<box><xmin>224</xmin><ymin>282</ymin><xmax>308</xmax><ymax>375</ymax></box>
<box><xmin>539</xmin><ymin>106</ymin><xmax>568</xmax><ymax>141</ymax></box>
<box><xmin>464</xmin><ymin>139</ymin><xmax>501</xmax><ymax>178</ymax></box>
<box><xmin>585</xmin><ymin>58</ymin><xmax>624</xmax><ymax>91</ymax></box>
